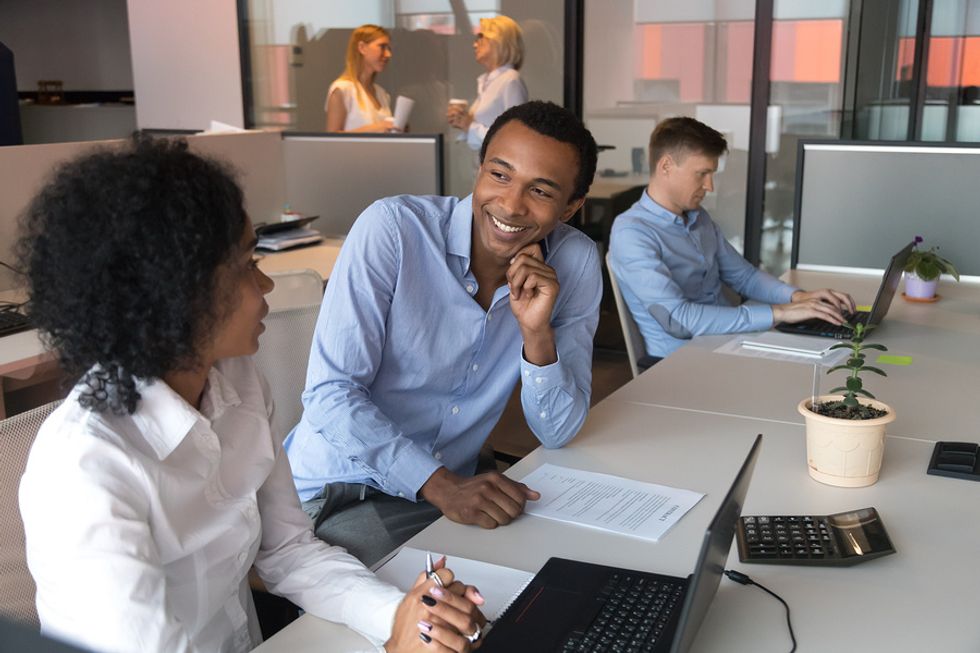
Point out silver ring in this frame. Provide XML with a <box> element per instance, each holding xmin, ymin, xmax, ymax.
<box><xmin>465</xmin><ymin>624</ymin><xmax>481</xmax><ymax>643</ymax></box>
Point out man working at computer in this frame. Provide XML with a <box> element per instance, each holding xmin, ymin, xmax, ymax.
<box><xmin>286</xmin><ymin>101</ymin><xmax>601</xmax><ymax>565</ymax></box>
<box><xmin>608</xmin><ymin>117</ymin><xmax>854</xmax><ymax>365</ymax></box>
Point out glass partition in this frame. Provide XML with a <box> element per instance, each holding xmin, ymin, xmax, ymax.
<box><xmin>242</xmin><ymin>0</ymin><xmax>563</xmax><ymax>199</ymax></box>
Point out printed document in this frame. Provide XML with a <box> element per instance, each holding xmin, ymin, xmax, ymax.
<box><xmin>519</xmin><ymin>464</ymin><xmax>704</xmax><ymax>542</ymax></box>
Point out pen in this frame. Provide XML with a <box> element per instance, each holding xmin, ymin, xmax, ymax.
<box><xmin>425</xmin><ymin>551</ymin><xmax>445</xmax><ymax>588</ymax></box>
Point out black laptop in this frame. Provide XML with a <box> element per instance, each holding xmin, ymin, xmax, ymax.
<box><xmin>481</xmin><ymin>434</ymin><xmax>762</xmax><ymax>653</ymax></box>
<box><xmin>775</xmin><ymin>241</ymin><xmax>914</xmax><ymax>339</ymax></box>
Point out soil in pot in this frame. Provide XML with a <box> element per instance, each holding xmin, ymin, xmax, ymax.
<box><xmin>809</xmin><ymin>400</ymin><xmax>888</xmax><ymax>420</ymax></box>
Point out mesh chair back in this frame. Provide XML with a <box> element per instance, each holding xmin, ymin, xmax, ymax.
<box><xmin>255</xmin><ymin>304</ymin><xmax>321</xmax><ymax>439</ymax></box>
<box><xmin>266</xmin><ymin>269</ymin><xmax>324</xmax><ymax>312</ymax></box>
<box><xmin>606</xmin><ymin>253</ymin><xmax>647</xmax><ymax>379</ymax></box>
<box><xmin>0</xmin><ymin>401</ymin><xmax>62</xmax><ymax>628</ymax></box>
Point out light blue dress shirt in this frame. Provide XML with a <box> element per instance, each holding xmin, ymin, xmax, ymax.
<box><xmin>285</xmin><ymin>194</ymin><xmax>601</xmax><ymax>502</ymax></box>
<box><xmin>609</xmin><ymin>191</ymin><xmax>798</xmax><ymax>358</ymax></box>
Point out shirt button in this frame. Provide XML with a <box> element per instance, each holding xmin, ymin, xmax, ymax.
<box><xmin>472</xmin><ymin>363</ymin><xmax>479</xmax><ymax>372</ymax></box>
<box><xmin>238</xmin><ymin>551</ymin><xmax>247</xmax><ymax>564</ymax></box>
<box><xmin>466</xmin><ymin>284</ymin><xmax>474</xmax><ymax>293</ymax></box>
<box><xmin>540</xmin><ymin>411</ymin><xmax>548</xmax><ymax>418</ymax></box>
<box><xmin>435</xmin><ymin>451</ymin><xmax>443</xmax><ymax>460</ymax></box>
<box><xmin>486</xmin><ymin>313</ymin><xmax>492</xmax><ymax>321</ymax></box>
<box><xmin>535</xmin><ymin>377</ymin><xmax>544</xmax><ymax>384</ymax></box>
<box><xmin>397</xmin><ymin>492</ymin><xmax>405</xmax><ymax>498</ymax></box>
<box><xmin>524</xmin><ymin>370</ymin><xmax>530</xmax><ymax>376</ymax></box>
<box><xmin>451</xmin><ymin>406</ymin><xmax>460</xmax><ymax>415</ymax></box>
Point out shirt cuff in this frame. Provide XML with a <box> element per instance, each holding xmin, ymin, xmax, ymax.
<box><xmin>520</xmin><ymin>351</ymin><xmax>572</xmax><ymax>396</ymax></box>
<box><xmin>746</xmin><ymin>303</ymin><xmax>777</xmax><ymax>329</ymax></box>
<box><xmin>779</xmin><ymin>285</ymin><xmax>800</xmax><ymax>304</ymax></box>
<box><xmin>382</xmin><ymin>443</ymin><xmax>443</xmax><ymax>501</ymax></box>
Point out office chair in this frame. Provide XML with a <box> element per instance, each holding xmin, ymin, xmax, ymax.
<box><xmin>605</xmin><ymin>253</ymin><xmax>647</xmax><ymax>379</ymax></box>
<box><xmin>254</xmin><ymin>270</ymin><xmax>324</xmax><ymax>440</ymax></box>
<box><xmin>0</xmin><ymin>400</ymin><xmax>62</xmax><ymax>629</ymax></box>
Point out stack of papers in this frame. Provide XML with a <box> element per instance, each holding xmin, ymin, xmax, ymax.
<box><xmin>256</xmin><ymin>227</ymin><xmax>323</xmax><ymax>251</ymax></box>
<box><xmin>740</xmin><ymin>332</ymin><xmax>835</xmax><ymax>358</ymax></box>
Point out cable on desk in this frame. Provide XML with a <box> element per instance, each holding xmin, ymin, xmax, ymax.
<box><xmin>724</xmin><ymin>569</ymin><xmax>796</xmax><ymax>653</ymax></box>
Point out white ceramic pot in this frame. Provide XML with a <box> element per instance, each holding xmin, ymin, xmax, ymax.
<box><xmin>904</xmin><ymin>271</ymin><xmax>939</xmax><ymax>299</ymax></box>
<box><xmin>798</xmin><ymin>395</ymin><xmax>896</xmax><ymax>487</ymax></box>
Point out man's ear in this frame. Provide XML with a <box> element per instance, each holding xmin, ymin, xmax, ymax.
<box><xmin>560</xmin><ymin>196</ymin><xmax>586</xmax><ymax>223</ymax></box>
<box><xmin>657</xmin><ymin>154</ymin><xmax>673</xmax><ymax>177</ymax></box>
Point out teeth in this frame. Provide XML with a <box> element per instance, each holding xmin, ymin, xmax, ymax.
<box><xmin>491</xmin><ymin>215</ymin><xmax>529</xmax><ymax>233</ymax></box>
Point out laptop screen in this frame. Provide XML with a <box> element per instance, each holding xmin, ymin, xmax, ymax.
<box><xmin>866</xmin><ymin>241</ymin><xmax>915</xmax><ymax>326</ymax></box>
<box><xmin>669</xmin><ymin>434</ymin><xmax>762</xmax><ymax>653</ymax></box>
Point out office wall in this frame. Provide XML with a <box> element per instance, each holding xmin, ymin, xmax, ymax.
<box><xmin>127</xmin><ymin>0</ymin><xmax>244</xmax><ymax>130</ymax></box>
<box><xmin>0</xmin><ymin>0</ymin><xmax>133</xmax><ymax>91</ymax></box>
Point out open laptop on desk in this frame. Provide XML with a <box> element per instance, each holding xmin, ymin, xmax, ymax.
<box><xmin>775</xmin><ymin>241</ymin><xmax>914</xmax><ymax>339</ymax></box>
<box><xmin>481</xmin><ymin>434</ymin><xmax>762</xmax><ymax>653</ymax></box>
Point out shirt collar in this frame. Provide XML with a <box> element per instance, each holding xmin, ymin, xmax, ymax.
<box><xmin>446</xmin><ymin>194</ymin><xmax>552</xmax><ymax>275</ymax></box>
<box><xmin>478</xmin><ymin>64</ymin><xmax>516</xmax><ymax>89</ymax></box>
<box><xmin>639</xmin><ymin>190</ymin><xmax>703</xmax><ymax>229</ymax></box>
<box><xmin>132</xmin><ymin>365</ymin><xmax>242</xmax><ymax>461</ymax></box>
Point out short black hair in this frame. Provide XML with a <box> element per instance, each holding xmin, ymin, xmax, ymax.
<box><xmin>648</xmin><ymin>117</ymin><xmax>728</xmax><ymax>171</ymax></box>
<box><xmin>18</xmin><ymin>135</ymin><xmax>247</xmax><ymax>414</ymax></box>
<box><xmin>480</xmin><ymin>100</ymin><xmax>598</xmax><ymax>200</ymax></box>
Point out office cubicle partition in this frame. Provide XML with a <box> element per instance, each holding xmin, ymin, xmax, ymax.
<box><xmin>791</xmin><ymin>141</ymin><xmax>980</xmax><ymax>278</ymax></box>
<box><xmin>281</xmin><ymin>133</ymin><xmax>443</xmax><ymax>236</ymax></box>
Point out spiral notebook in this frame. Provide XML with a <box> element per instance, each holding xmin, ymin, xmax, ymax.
<box><xmin>373</xmin><ymin>546</ymin><xmax>534</xmax><ymax>621</ymax></box>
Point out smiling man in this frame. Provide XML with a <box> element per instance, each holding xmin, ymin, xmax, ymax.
<box><xmin>609</xmin><ymin>117</ymin><xmax>854</xmax><ymax>366</ymax></box>
<box><xmin>285</xmin><ymin>101</ymin><xmax>601</xmax><ymax>565</ymax></box>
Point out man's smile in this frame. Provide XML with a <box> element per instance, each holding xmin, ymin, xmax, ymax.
<box><xmin>489</xmin><ymin>211</ymin><xmax>531</xmax><ymax>234</ymax></box>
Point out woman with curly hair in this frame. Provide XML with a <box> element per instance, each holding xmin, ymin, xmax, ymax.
<box><xmin>326</xmin><ymin>24</ymin><xmax>397</xmax><ymax>133</ymax></box>
<box><xmin>17</xmin><ymin>136</ymin><xmax>485</xmax><ymax>653</ymax></box>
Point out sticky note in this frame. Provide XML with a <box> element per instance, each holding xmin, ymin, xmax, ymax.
<box><xmin>877</xmin><ymin>354</ymin><xmax>912</xmax><ymax>366</ymax></box>
<box><xmin>856</xmin><ymin>305</ymin><xmax>872</xmax><ymax>312</ymax></box>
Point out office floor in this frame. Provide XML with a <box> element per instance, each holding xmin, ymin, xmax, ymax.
<box><xmin>487</xmin><ymin>306</ymin><xmax>633</xmax><ymax>459</ymax></box>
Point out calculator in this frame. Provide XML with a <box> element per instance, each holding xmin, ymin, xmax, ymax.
<box><xmin>736</xmin><ymin>507</ymin><xmax>895</xmax><ymax>566</ymax></box>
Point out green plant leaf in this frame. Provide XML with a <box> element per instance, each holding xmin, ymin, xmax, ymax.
<box><xmin>846</xmin><ymin>377</ymin><xmax>863</xmax><ymax>391</ymax></box>
<box><xmin>855</xmin><ymin>388</ymin><xmax>875</xmax><ymax>399</ymax></box>
<box><xmin>829</xmin><ymin>343</ymin><xmax>850</xmax><ymax>351</ymax></box>
<box><xmin>843</xmin><ymin>395</ymin><xmax>858</xmax><ymax>408</ymax></box>
<box><xmin>862</xmin><ymin>365</ymin><xmax>887</xmax><ymax>376</ymax></box>
<box><xmin>828</xmin><ymin>385</ymin><xmax>849</xmax><ymax>394</ymax></box>
<box><xmin>826</xmin><ymin>365</ymin><xmax>851</xmax><ymax>374</ymax></box>
<box><xmin>859</xmin><ymin>343</ymin><xmax>888</xmax><ymax>351</ymax></box>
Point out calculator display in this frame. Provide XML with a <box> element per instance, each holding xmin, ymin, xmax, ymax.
<box><xmin>827</xmin><ymin>508</ymin><xmax>893</xmax><ymax>558</ymax></box>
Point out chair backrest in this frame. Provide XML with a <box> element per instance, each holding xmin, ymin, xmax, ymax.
<box><xmin>0</xmin><ymin>400</ymin><xmax>62</xmax><ymax>628</ymax></box>
<box><xmin>254</xmin><ymin>304</ymin><xmax>321</xmax><ymax>439</ymax></box>
<box><xmin>605</xmin><ymin>252</ymin><xmax>647</xmax><ymax>379</ymax></box>
<box><xmin>265</xmin><ymin>268</ymin><xmax>324</xmax><ymax>313</ymax></box>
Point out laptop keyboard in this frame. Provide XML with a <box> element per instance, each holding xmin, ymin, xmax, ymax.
<box><xmin>794</xmin><ymin>310</ymin><xmax>868</xmax><ymax>338</ymax></box>
<box><xmin>0</xmin><ymin>310</ymin><xmax>31</xmax><ymax>337</ymax></box>
<box><xmin>560</xmin><ymin>572</ymin><xmax>686</xmax><ymax>653</ymax></box>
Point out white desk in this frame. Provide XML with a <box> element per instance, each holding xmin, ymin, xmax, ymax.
<box><xmin>256</xmin><ymin>400</ymin><xmax>980</xmax><ymax>652</ymax></box>
<box><xmin>609</xmin><ymin>271</ymin><xmax>980</xmax><ymax>443</ymax></box>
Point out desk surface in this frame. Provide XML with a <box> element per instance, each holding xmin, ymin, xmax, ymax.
<box><xmin>257</xmin><ymin>400</ymin><xmax>980</xmax><ymax>652</ymax></box>
<box><xmin>610</xmin><ymin>270</ymin><xmax>980</xmax><ymax>442</ymax></box>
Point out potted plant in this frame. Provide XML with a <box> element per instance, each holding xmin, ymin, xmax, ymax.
<box><xmin>797</xmin><ymin>323</ymin><xmax>895</xmax><ymax>487</ymax></box>
<box><xmin>903</xmin><ymin>236</ymin><xmax>959</xmax><ymax>301</ymax></box>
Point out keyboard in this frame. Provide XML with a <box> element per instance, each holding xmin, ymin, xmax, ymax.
<box><xmin>0</xmin><ymin>310</ymin><xmax>32</xmax><ymax>337</ymax></box>
<box><xmin>560</xmin><ymin>572</ymin><xmax>686</xmax><ymax>653</ymax></box>
<box><xmin>790</xmin><ymin>310</ymin><xmax>868</xmax><ymax>339</ymax></box>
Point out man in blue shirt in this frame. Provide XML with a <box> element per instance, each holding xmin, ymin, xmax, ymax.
<box><xmin>609</xmin><ymin>117</ymin><xmax>854</xmax><ymax>365</ymax></box>
<box><xmin>286</xmin><ymin>101</ymin><xmax>601</xmax><ymax>564</ymax></box>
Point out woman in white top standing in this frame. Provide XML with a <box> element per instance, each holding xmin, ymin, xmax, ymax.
<box><xmin>326</xmin><ymin>25</ymin><xmax>396</xmax><ymax>133</ymax></box>
<box><xmin>447</xmin><ymin>15</ymin><xmax>528</xmax><ymax>151</ymax></box>
<box><xmin>18</xmin><ymin>136</ymin><xmax>485</xmax><ymax>653</ymax></box>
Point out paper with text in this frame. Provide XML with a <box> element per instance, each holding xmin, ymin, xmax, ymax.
<box><xmin>519</xmin><ymin>464</ymin><xmax>704</xmax><ymax>542</ymax></box>
<box><xmin>374</xmin><ymin>546</ymin><xmax>534</xmax><ymax>621</ymax></box>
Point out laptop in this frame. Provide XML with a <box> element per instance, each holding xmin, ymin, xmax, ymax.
<box><xmin>481</xmin><ymin>434</ymin><xmax>762</xmax><ymax>653</ymax></box>
<box><xmin>775</xmin><ymin>241</ymin><xmax>914</xmax><ymax>339</ymax></box>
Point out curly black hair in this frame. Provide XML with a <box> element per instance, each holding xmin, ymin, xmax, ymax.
<box><xmin>17</xmin><ymin>135</ymin><xmax>247</xmax><ymax>414</ymax></box>
<box><xmin>479</xmin><ymin>100</ymin><xmax>598</xmax><ymax>201</ymax></box>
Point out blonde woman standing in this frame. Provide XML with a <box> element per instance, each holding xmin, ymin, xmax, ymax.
<box><xmin>326</xmin><ymin>25</ymin><xmax>396</xmax><ymax>132</ymax></box>
<box><xmin>447</xmin><ymin>15</ymin><xmax>528</xmax><ymax>150</ymax></box>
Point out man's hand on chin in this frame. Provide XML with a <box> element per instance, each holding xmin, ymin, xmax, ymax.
<box><xmin>420</xmin><ymin>466</ymin><xmax>541</xmax><ymax>529</ymax></box>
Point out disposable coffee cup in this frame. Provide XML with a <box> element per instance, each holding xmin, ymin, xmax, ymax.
<box><xmin>448</xmin><ymin>98</ymin><xmax>468</xmax><ymax>113</ymax></box>
<box><xmin>392</xmin><ymin>96</ymin><xmax>414</xmax><ymax>130</ymax></box>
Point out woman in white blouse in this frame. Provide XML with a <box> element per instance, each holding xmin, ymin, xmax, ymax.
<box><xmin>18</xmin><ymin>137</ymin><xmax>485</xmax><ymax>653</ymax></box>
<box><xmin>326</xmin><ymin>25</ymin><xmax>397</xmax><ymax>133</ymax></box>
<box><xmin>447</xmin><ymin>15</ymin><xmax>529</xmax><ymax>151</ymax></box>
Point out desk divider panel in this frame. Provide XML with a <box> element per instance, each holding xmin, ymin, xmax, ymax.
<box><xmin>792</xmin><ymin>141</ymin><xmax>980</xmax><ymax>278</ymax></box>
<box><xmin>281</xmin><ymin>133</ymin><xmax>443</xmax><ymax>237</ymax></box>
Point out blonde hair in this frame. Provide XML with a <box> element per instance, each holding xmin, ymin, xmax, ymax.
<box><xmin>339</xmin><ymin>24</ymin><xmax>390</xmax><ymax>109</ymax></box>
<box><xmin>480</xmin><ymin>16</ymin><xmax>524</xmax><ymax>70</ymax></box>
